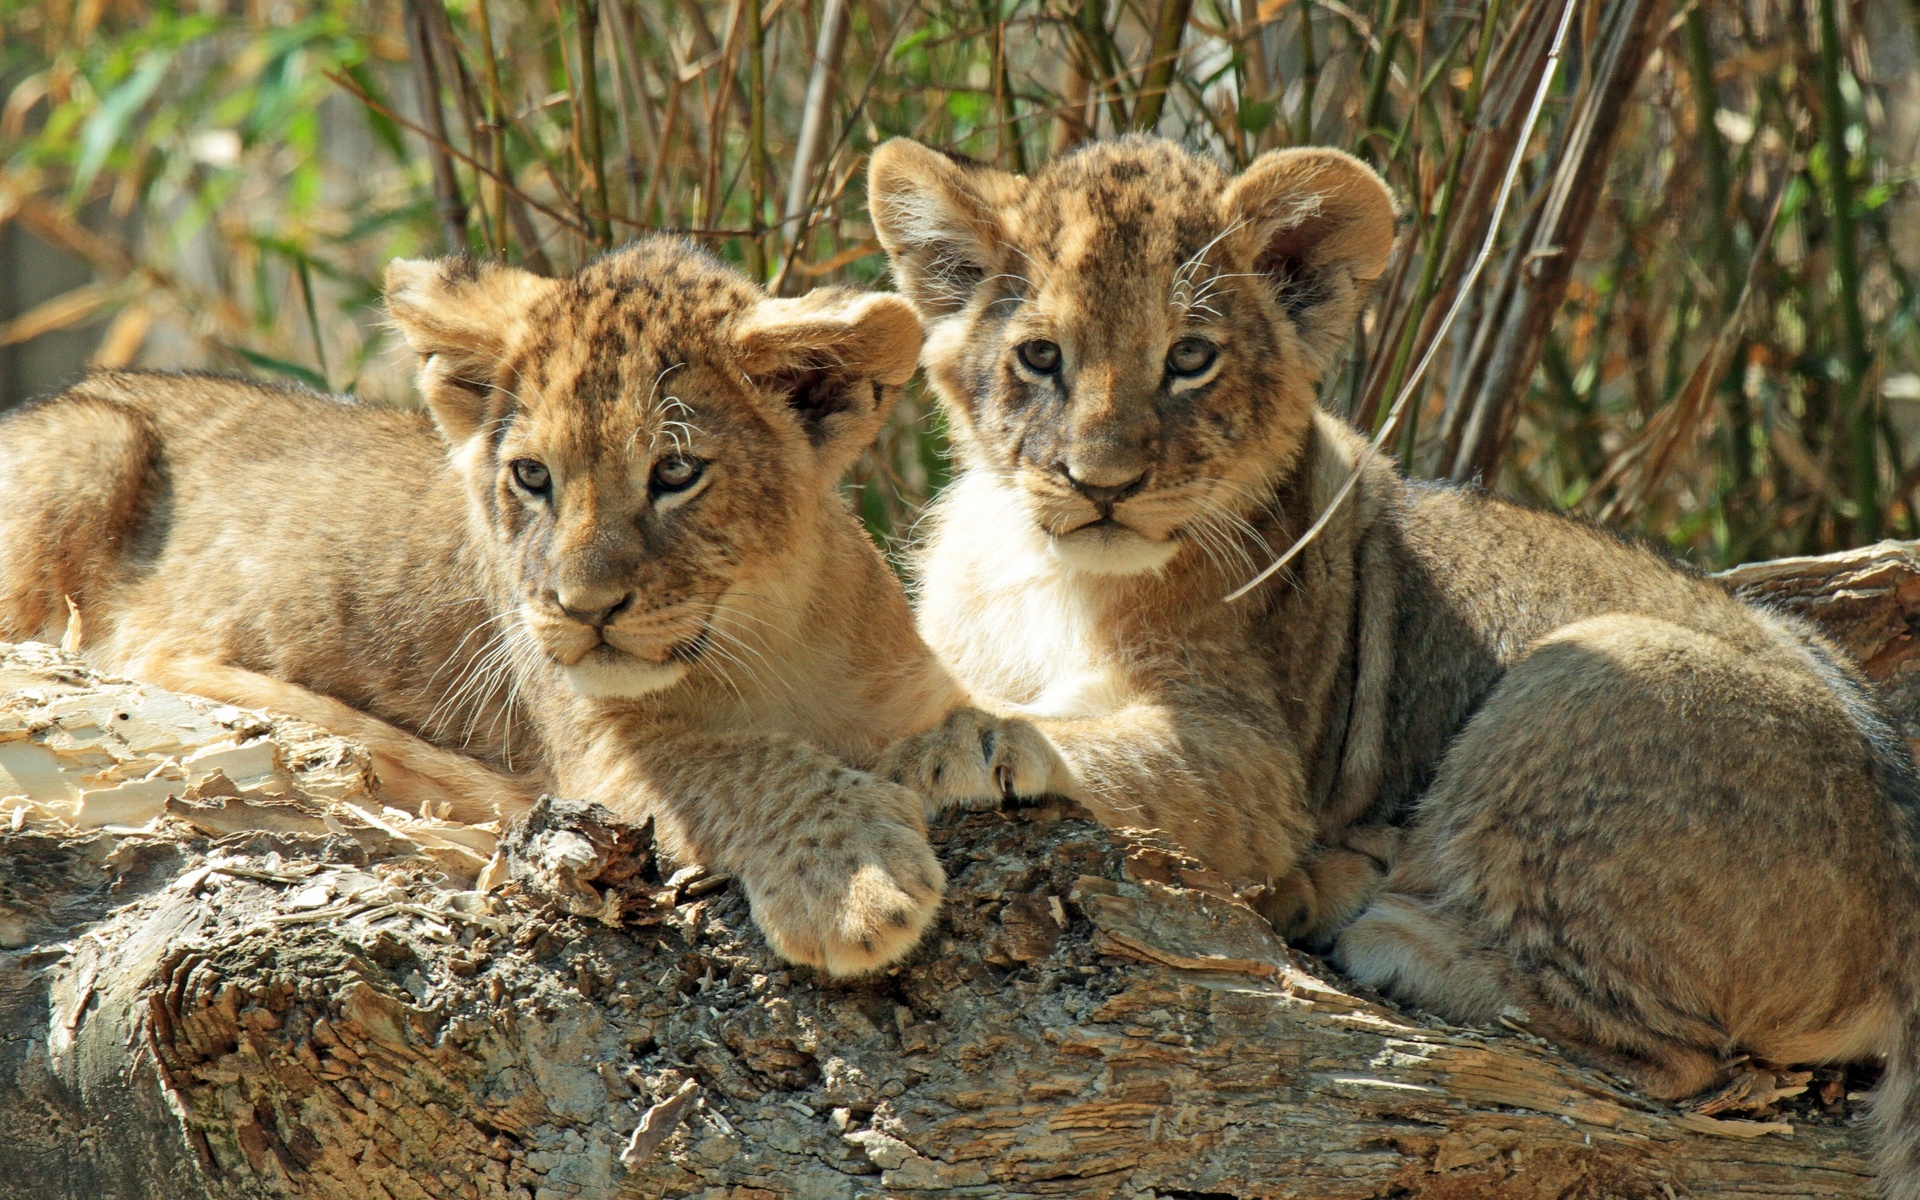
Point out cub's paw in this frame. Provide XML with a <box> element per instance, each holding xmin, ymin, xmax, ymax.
<box><xmin>1257</xmin><ymin>831</ymin><xmax>1399</xmax><ymax>950</ymax></box>
<box><xmin>877</xmin><ymin>707</ymin><xmax>1069</xmax><ymax>815</ymax></box>
<box><xmin>744</xmin><ymin>777</ymin><xmax>946</xmax><ymax>977</ymax></box>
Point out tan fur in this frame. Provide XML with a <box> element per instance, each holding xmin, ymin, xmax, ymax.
<box><xmin>0</xmin><ymin>237</ymin><xmax>1056</xmax><ymax>977</ymax></box>
<box><xmin>872</xmin><ymin>135</ymin><xmax>1920</xmax><ymax>1195</ymax></box>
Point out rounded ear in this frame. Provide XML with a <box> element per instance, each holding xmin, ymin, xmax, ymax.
<box><xmin>730</xmin><ymin>288</ymin><xmax>925</xmax><ymax>471</ymax></box>
<box><xmin>1220</xmin><ymin>149</ymin><xmax>1397</xmax><ymax>366</ymax></box>
<box><xmin>867</xmin><ymin>139</ymin><xmax>1020</xmax><ymax>319</ymax></box>
<box><xmin>384</xmin><ymin>257</ymin><xmax>557</xmax><ymax>442</ymax></box>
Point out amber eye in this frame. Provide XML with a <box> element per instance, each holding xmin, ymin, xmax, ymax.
<box><xmin>651</xmin><ymin>455</ymin><xmax>705</xmax><ymax>494</ymax></box>
<box><xmin>509</xmin><ymin>458</ymin><xmax>551</xmax><ymax>494</ymax></box>
<box><xmin>1015</xmin><ymin>339</ymin><xmax>1062</xmax><ymax>375</ymax></box>
<box><xmin>1167</xmin><ymin>337</ymin><xmax>1218</xmax><ymax>378</ymax></box>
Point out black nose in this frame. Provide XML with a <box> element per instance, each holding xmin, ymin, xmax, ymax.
<box><xmin>556</xmin><ymin>593</ymin><xmax>632</xmax><ymax>628</ymax></box>
<box><xmin>1060</xmin><ymin>467</ymin><xmax>1147</xmax><ymax>511</ymax></box>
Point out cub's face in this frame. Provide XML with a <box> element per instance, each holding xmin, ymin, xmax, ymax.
<box><xmin>386</xmin><ymin>240</ymin><xmax>919</xmax><ymax>699</ymax></box>
<box><xmin>870</xmin><ymin>137</ymin><xmax>1394</xmax><ymax>577</ymax></box>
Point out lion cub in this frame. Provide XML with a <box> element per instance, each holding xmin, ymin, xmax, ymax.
<box><xmin>872</xmin><ymin>134</ymin><xmax>1920</xmax><ymax>1192</ymax></box>
<box><xmin>0</xmin><ymin>237</ymin><xmax>1055</xmax><ymax>976</ymax></box>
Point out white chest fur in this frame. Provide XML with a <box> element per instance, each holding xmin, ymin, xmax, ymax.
<box><xmin>915</xmin><ymin>471</ymin><xmax>1132</xmax><ymax>719</ymax></box>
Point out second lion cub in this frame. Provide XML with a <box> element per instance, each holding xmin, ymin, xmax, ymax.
<box><xmin>0</xmin><ymin>237</ymin><xmax>1059</xmax><ymax>976</ymax></box>
<box><xmin>871</xmin><ymin>135</ymin><xmax>1920</xmax><ymax>1194</ymax></box>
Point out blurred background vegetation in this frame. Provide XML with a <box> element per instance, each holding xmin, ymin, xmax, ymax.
<box><xmin>2</xmin><ymin>0</ymin><xmax>1918</xmax><ymax>568</ymax></box>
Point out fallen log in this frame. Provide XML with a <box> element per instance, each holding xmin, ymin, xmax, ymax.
<box><xmin>4</xmin><ymin>541</ymin><xmax>1919</xmax><ymax>1200</ymax></box>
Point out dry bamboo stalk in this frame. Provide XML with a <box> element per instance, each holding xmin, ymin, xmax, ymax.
<box><xmin>1440</xmin><ymin>0</ymin><xmax>1669</xmax><ymax>483</ymax></box>
<box><xmin>776</xmin><ymin>0</ymin><xmax>851</xmax><ymax>283</ymax></box>
<box><xmin>401</xmin><ymin>0</ymin><xmax>470</xmax><ymax>253</ymax></box>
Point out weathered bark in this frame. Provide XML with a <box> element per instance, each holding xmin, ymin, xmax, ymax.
<box><xmin>6</xmin><ymin>542</ymin><xmax>1920</xmax><ymax>1200</ymax></box>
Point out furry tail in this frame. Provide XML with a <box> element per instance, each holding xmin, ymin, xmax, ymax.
<box><xmin>0</xmin><ymin>390</ymin><xmax>159</xmax><ymax>644</ymax></box>
<box><xmin>1874</xmin><ymin>1002</ymin><xmax>1920</xmax><ymax>1199</ymax></box>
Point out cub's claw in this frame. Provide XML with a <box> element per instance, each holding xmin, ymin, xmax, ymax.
<box><xmin>877</xmin><ymin>707</ymin><xmax>1070</xmax><ymax>815</ymax></box>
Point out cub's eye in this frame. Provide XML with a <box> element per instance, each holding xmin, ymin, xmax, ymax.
<box><xmin>509</xmin><ymin>458</ymin><xmax>551</xmax><ymax>494</ymax></box>
<box><xmin>1015</xmin><ymin>339</ymin><xmax>1062</xmax><ymax>375</ymax></box>
<box><xmin>651</xmin><ymin>455</ymin><xmax>705</xmax><ymax>494</ymax></box>
<box><xmin>1167</xmin><ymin>338</ymin><xmax>1218</xmax><ymax>378</ymax></box>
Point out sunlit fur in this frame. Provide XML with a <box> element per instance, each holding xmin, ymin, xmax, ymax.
<box><xmin>0</xmin><ymin>237</ymin><xmax>1068</xmax><ymax>978</ymax></box>
<box><xmin>876</xmin><ymin>134</ymin><xmax>1920</xmax><ymax>1197</ymax></box>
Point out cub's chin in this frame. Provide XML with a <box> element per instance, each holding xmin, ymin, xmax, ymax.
<box><xmin>1046</xmin><ymin>521</ymin><xmax>1179</xmax><ymax>576</ymax></box>
<box><xmin>559</xmin><ymin>646</ymin><xmax>690</xmax><ymax>699</ymax></box>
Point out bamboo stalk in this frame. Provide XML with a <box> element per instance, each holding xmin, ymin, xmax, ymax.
<box><xmin>1078</xmin><ymin>0</ymin><xmax>1131</xmax><ymax>132</ymax></box>
<box><xmin>1357</xmin><ymin>0</ymin><xmax>1403</xmax><ymax>150</ymax></box>
<box><xmin>1683</xmin><ymin>7</ymin><xmax>1755</xmax><ymax>496</ymax></box>
<box><xmin>639</xmin><ymin>65</ymin><xmax>686</xmax><ymax>230</ymax></box>
<box><xmin>778</xmin><ymin>0</ymin><xmax>851</xmax><ymax>278</ymax></box>
<box><xmin>601</xmin><ymin>0</ymin><xmax>663</xmax><ymax>219</ymax></box>
<box><xmin>471</xmin><ymin>0</ymin><xmax>511</xmax><ymax>256</ymax></box>
<box><xmin>571</xmin><ymin>0</ymin><xmax>613</xmax><ymax>246</ymax></box>
<box><xmin>745</xmin><ymin>0</ymin><xmax>770</xmax><ymax>275</ymax></box>
<box><xmin>1814</xmin><ymin>0</ymin><xmax>1876</xmax><ymax>541</ymax></box>
<box><xmin>1357</xmin><ymin>0</ymin><xmax>1506</xmax><ymax>433</ymax></box>
<box><xmin>1293</xmin><ymin>0</ymin><xmax>1317</xmax><ymax>144</ymax></box>
<box><xmin>420</xmin><ymin>0</ymin><xmax>497</xmax><ymax>253</ymax></box>
<box><xmin>701</xmin><ymin>0</ymin><xmax>750</xmax><ymax>233</ymax></box>
<box><xmin>988</xmin><ymin>0</ymin><xmax>1027</xmax><ymax>171</ymax></box>
<box><xmin>401</xmin><ymin>0</ymin><xmax>468</xmax><ymax>253</ymax></box>
<box><xmin>1236</xmin><ymin>0</ymin><xmax>1275</xmax><ymax>153</ymax></box>
<box><xmin>1134</xmin><ymin>0</ymin><xmax>1194</xmax><ymax>130</ymax></box>
<box><xmin>1445</xmin><ymin>0</ymin><xmax>1668</xmax><ymax>484</ymax></box>
<box><xmin>1054</xmin><ymin>4</ymin><xmax>1096</xmax><ymax>153</ymax></box>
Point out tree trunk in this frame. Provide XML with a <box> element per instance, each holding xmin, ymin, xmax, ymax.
<box><xmin>6</xmin><ymin>542</ymin><xmax>1920</xmax><ymax>1200</ymax></box>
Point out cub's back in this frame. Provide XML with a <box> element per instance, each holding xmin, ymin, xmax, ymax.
<box><xmin>1372</xmin><ymin>481</ymin><xmax>1809</xmax><ymax>812</ymax></box>
<box><xmin>0</xmin><ymin>371</ymin><xmax>490</xmax><ymax>749</ymax></box>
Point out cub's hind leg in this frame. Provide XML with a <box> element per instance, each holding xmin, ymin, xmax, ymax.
<box><xmin>1337</xmin><ymin>613</ymin><xmax>1912</xmax><ymax>1101</ymax></box>
<box><xmin>138</xmin><ymin>656</ymin><xmax>539</xmax><ymax>824</ymax></box>
<box><xmin>0</xmin><ymin>392</ymin><xmax>159</xmax><ymax>643</ymax></box>
<box><xmin>1334</xmin><ymin>885</ymin><xmax>1729</xmax><ymax>1098</ymax></box>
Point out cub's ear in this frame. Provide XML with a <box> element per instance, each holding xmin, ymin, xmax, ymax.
<box><xmin>868</xmin><ymin>139</ymin><xmax>1020</xmax><ymax>319</ymax></box>
<box><xmin>731</xmin><ymin>288</ymin><xmax>924</xmax><ymax>471</ymax></box>
<box><xmin>1220</xmin><ymin>148</ymin><xmax>1397</xmax><ymax>368</ymax></box>
<box><xmin>384</xmin><ymin>257</ymin><xmax>557</xmax><ymax>442</ymax></box>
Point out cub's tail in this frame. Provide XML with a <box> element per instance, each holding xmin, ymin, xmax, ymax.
<box><xmin>0</xmin><ymin>387</ymin><xmax>160</xmax><ymax>645</ymax></box>
<box><xmin>1874</xmin><ymin>998</ymin><xmax>1920</xmax><ymax>1199</ymax></box>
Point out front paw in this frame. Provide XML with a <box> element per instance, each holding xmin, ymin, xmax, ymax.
<box><xmin>877</xmin><ymin>708</ymin><xmax>1068</xmax><ymax>815</ymax></box>
<box><xmin>744</xmin><ymin>777</ymin><xmax>946</xmax><ymax>977</ymax></box>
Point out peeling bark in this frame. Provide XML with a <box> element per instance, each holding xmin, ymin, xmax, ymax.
<box><xmin>6</xmin><ymin>541</ymin><xmax>1920</xmax><ymax>1200</ymax></box>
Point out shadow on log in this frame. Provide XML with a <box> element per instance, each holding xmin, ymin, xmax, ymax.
<box><xmin>5</xmin><ymin>541</ymin><xmax>1920</xmax><ymax>1200</ymax></box>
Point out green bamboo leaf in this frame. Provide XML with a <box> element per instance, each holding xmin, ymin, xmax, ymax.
<box><xmin>231</xmin><ymin>346</ymin><xmax>329</xmax><ymax>391</ymax></box>
<box><xmin>68</xmin><ymin>50</ymin><xmax>172</xmax><ymax>202</ymax></box>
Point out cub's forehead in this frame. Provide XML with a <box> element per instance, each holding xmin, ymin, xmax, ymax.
<box><xmin>495</xmin><ymin>245</ymin><xmax>768</xmax><ymax>458</ymax></box>
<box><xmin>505</xmin><ymin>242</ymin><xmax>759</xmax><ymax>401</ymax></box>
<box><xmin>1011</xmin><ymin>141</ymin><xmax>1228</xmax><ymax>280</ymax></box>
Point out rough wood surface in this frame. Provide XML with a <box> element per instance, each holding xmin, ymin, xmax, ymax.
<box><xmin>5</xmin><ymin>541</ymin><xmax>1920</xmax><ymax>1200</ymax></box>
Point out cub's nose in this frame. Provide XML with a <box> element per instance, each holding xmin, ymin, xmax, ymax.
<box><xmin>1059</xmin><ymin>466</ymin><xmax>1147</xmax><ymax>512</ymax></box>
<box><xmin>553</xmin><ymin>588</ymin><xmax>633</xmax><ymax>629</ymax></box>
